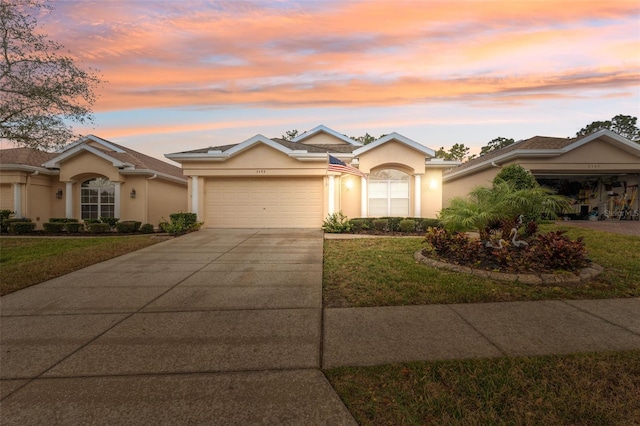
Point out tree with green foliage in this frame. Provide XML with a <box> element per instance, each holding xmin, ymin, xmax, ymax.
<box><xmin>492</xmin><ymin>164</ymin><xmax>538</xmax><ymax>190</ymax></box>
<box><xmin>480</xmin><ymin>137</ymin><xmax>515</xmax><ymax>155</ymax></box>
<box><xmin>439</xmin><ymin>181</ymin><xmax>571</xmax><ymax>240</ymax></box>
<box><xmin>281</xmin><ymin>129</ymin><xmax>299</xmax><ymax>141</ymax></box>
<box><xmin>435</xmin><ymin>143</ymin><xmax>470</xmax><ymax>161</ymax></box>
<box><xmin>576</xmin><ymin>114</ymin><xmax>639</xmax><ymax>142</ymax></box>
<box><xmin>1</xmin><ymin>0</ymin><xmax>103</xmax><ymax>150</ymax></box>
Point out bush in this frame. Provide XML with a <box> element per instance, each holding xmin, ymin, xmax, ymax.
<box><xmin>417</xmin><ymin>218</ymin><xmax>442</xmax><ymax>231</ymax></box>
<box><xmin>43</xmin><ymin>222</ymin><xmax>65</xmax><ymax>233</ymax></box>
<box><xmin>84</xmin><ymin>218</ymin><xmax>101</xmax><ymax>225</ymax></box>
<box><xmin>349</xmin><ymin>218</ymin><xmax>368</xmax><ymax>233</ymax></box>
<box><xmin>116</xmin><ymin>221</ymin><xmax>137</xmax><ymax>233</ymax></box>
<box><xmin>160</xmin><ymin>213</ymin><xmax>203</xmax><ymax>235</ymax></box>
<box><xmin>64</xmin><ymin>222</ymin><xmax>83</xmax><ymax>233</ymax></box>
<box><xmin>322</xmin><ymin>211</ymin><xmax>351</xmax><ymax>233</ymax></box>
<box><xmin>399</xmin><ymin>219</ymin><xmax>416</xmax><ymax>233</ymax></box>
<box><xmin>169</xmin><ymin>213</ymin><xmax>197</xmax><ymax>228</ymax></box>
<box><xmin>1</xmin><ymin>210</ymin><xmax>14</xmax><ymax>233</ymax></box>
<box><xmin>49</xmin><ymin>218</ymin><xmax>79</xmax><ymax>223</ymax></box>
<box><xmin>424</xmin><ymin>227</ymin><xmax>483</xmax><ymax>264</ymax></box>
<box><xmin>9</xmin><ymin>221</ymin><xmax>36</xmax><ymax>234</ymax></box>
<box><xmin>87</xmin><ymin>222</ymin><xmax>110</xmax><ymax>233</ymax></box>
<box><xmin>140</xmin><ymin>223</ymin><xmax>155</xmax><ymax>234</ymax></box>
<box><xmin>100</xmin><ymin>217</ymin><xmax>119</xmax><ymax>230</ymax></box>
<box><xmin>527</xmin><ymin>231</ymin><xmax>588</xmax><ymax>271</ymax></box>
<box><xmin>372</xmin><ymin>219</ymin><xmax>388</xmax><ymax>232</ymax></box>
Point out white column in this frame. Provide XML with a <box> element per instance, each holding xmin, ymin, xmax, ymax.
<box><xmin>191</xmin><ymin>176</ymin><xmax>199</xmax><ymax>217</ymax></box>
<box><xmin>65</xmin><ymin>181</ymin><xmax>74</xmax><ymax>218</ymax></box>
<box><xmin>12</xmin><ymin>183</ymin><xmax>22</xmax><ymax>217</ymax></box>
<box><xmin>414</xmin><ymin>174</ymin><xmax>422</xmax><ymax>217</ymax></box>
<box><xmin>114</xmin><ymin>182</ymin><xmax>121</xmax><ymax>219</ymax></box>
<box><xmin>328</xmin><ymin>175</ymin><xmax>335</xmax><ymax>214</ymax></box>
<box><xmin>360</xmin><ymin>176</ymin><xmax>368</xmax><ymax>218</ymax></box>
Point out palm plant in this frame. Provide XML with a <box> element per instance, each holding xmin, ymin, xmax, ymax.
<box><xmin>439</xmin><ymin>181</ymin><xmax>571</xmax><ymax>241</ymax></box>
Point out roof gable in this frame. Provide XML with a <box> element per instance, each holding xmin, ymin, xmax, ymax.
<box><xmin>353</xmin><ymin>132</ymin><xmax>435</xmax><ymax>157</ymax></box>
<box><xmin>292</xmin><ymin>125</ymin><xmax>362</xmax><ymax>146</ymax></box>
<box><xmin>443</xmin><ymin>129</ymin><xmax>640</xmax><ymax>181</ymax></box>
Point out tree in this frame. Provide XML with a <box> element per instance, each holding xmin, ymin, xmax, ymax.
<box><xmin>0</xmin><ymin>0</ymin><xmax>102</xmax><ymax>150</ymax></box>
<box><xmin>438</xmin><ymin>181</ymin><xmax>571</xmax><ymax>241</ymax></box>
<box><xmin>281</xmin><ymin>129</ymin><xmax>299</xmax><ymax>141</ymax></box>
<box><xmin>480</xmin><ymin>137</ymin><xmax>515</xmax><ymax>155</ymax></box>
<box><xmin>492</xmin><ymin>164</ymin><xmax>538</xmax><ymax>190</ymax></box>
<box><xmin>435</xmin><ymin>143</ymin><xmax>470</xmax><ymax>161</ymax></box>
<box><xmin>576</xmin><ymin>114</ymin><xmax>639</xmax><ymax>142</ymax></box>
<box><xmin>350</xmin><ymin>133</ymin><xmax>379</xmax><ymax>145</ymax></box>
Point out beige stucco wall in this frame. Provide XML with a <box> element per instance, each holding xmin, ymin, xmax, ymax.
<box><xmin>147</xmin><ymin>178</ymin><xmax>188</xmax><ymax>226</ymax></box>
<box><xmin>442</xmin><ymin>165</ymin><xmax>504</xmax><ymax>206</ymax></box>
<box><xmin>339</xmin><ymin>175</ymin><xmax>363</xmax><ymax>219</ymax></box>
<box><xmin>358</xmin><ymin>141</ymin><xmax>425</xmax><ymax>174</ymax></box>
<box><xmin>59</xmin><ymin>151</ymin><xmax>123</xmax><ymax>183</ymax></box>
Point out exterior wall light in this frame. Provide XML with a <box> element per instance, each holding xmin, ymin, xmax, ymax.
<box><xmin>130</xmin><ymin>188</ymin><xmax>136</xmax><ymax>198</ymax></box>
<box><xmin>56</xmin><ymin>189</ymin><xmax>63</xmax><ymax>199</ymax></box>
<box><xmin>345</xmin><ymin>179</ymin><xmax>354</xmax><ymax>190</ymax></box>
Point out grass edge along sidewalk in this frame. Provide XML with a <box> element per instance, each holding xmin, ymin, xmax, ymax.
<box><xmin>0</xmin><ymin>235</ymin><xmax>167</xmax><ymax>296</ymax></box>
<box><xmin>325</xmin><ymin>350</ymin><xmax>640</xmax><ymax>425</ymax></box>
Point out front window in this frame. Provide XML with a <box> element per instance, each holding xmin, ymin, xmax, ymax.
<box><xmin>368</xmin><ymin>169</ymin><xmax>410</xmax><ymax>216</ymax></box>
<box><xmin>81</xmin><ymin>178</ymin><xmax>115</xmax><ymax>219</ymax></box>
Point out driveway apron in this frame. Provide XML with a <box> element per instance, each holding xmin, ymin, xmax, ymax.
<box><xmin>0</xmin><ymin>229</ymin><xmax>356</xmax><ymax>425</ymax></box>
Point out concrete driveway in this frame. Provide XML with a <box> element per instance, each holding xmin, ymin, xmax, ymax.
<box><xmin>0</xmin><ymin>229</ymin><xmax>356</xmax><ymax>425</ymax></box>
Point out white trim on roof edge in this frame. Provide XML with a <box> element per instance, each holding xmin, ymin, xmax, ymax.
<box><xmin>443</xmin><ymin>129</ymin><xmax>640</xmax><ymax>182</ymax></box>
<box><xmin>58</xmin><ymin>134</ymin><xmax>126</xmax><ymax>154</ymax></box>
<box><xmin>118</xmin><ymin>169</ymin><xmax>187</xmax><ymax>184</ymax></box>
<box><xmin>292</xmin><ymin>125</ymin><xmax>363</xmax><ymax>146</ymax></box>
<box><xmin>43</xmin><ymin>144</ymin><xmax>134</xmax><ymax>169</ymax></box>
<box><xmin>353</xmin><ymin>132</ymin><xmax>436</xmax><ymax>157</ymax></box>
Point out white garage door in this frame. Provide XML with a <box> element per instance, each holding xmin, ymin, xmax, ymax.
<box><xmin>205</xmin><ymin>177</ymin><xmax>323</xmax><ymax>228</ymax></box>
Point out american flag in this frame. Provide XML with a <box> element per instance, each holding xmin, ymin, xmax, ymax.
<box><xmin>328</xmin><ymin>155</ymin><xmax>367</xmax><ymax>179</ymax></box>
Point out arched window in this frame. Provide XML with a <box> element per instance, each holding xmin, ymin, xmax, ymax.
<box><xmin>368</xmin><ymin>169</ymin><xmax>410</xmax><ymax>216</ymax></box>
<box><xmin>81</xmin><ymin>178</ymin><xmax>115</xmax><ymax>219</ymax></box>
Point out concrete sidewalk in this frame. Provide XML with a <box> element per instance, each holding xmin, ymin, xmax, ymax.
<box><xmin>1</xmin><ymin>229</ymin><xmax>639</xmax><ymax>425</ymax></box>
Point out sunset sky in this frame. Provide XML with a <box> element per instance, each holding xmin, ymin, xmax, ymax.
<box><xmin>22</xmin><ymin>1</ymin><xmax>640</xmax><ymax>162</ymax></box>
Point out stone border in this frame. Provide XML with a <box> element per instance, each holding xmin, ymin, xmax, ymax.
<box><xmin>414</xmin><ymin>251</ymin><xmax>604</xmax><ymax>286</ymax></box>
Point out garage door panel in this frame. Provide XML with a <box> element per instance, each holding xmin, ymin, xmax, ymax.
<box><xmin>205</xmin><ymin>178</ymin><xmax>323</xmax><ymax>228</ymax></box>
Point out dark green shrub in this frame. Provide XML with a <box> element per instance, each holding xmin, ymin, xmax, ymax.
<box><xmin>140</xmin><ymin>223</ymin><xmax>155</xmax><ymax>234</ymax></box>
<box><xmin>116</xmin><ymin>221</ymin><xmax>141</xmax><ymax>233</ymax></box>
<box><xmin>84</xmin><ymin>218</ymin><xmax>101</xmax><ymax>225</ymax></box>
<box><xmin>49</xmin><ymin>218</ymin><xmax>79</xmax><ymax>223</ymax></box>
<box><xmin>168</xmin><ymin>213</ymin><xmax>197</xmax><ymax>228</ymax></box>
<box><xmin>372</xmin><ymin>219</ymin><xmax>388</xmax><ymax>232</ymax></box>
<box><xmin>9</xmin><ymin>221</ymin><xmax>36</xmax><ymax>234</ymax></box>
<box><xmin>43</xmin><ymin>222</ymin><xmax>65</xmax><ymax>233</ymax></box>
<box><xmin>382</xmin><ymin>217</ymin><xmax>402</xmax><ymax>232</ymax></box>
<box><xmin>87</xmin><ymin>222</ymin><xmax>110</xmax><ymax>233</ymax></box>
<box><xmin>418</xmin><ymin>218</ymin><xmax>441</xmax><ymax>230</ymax></box>
<box><xmin>399</xmin><ymin>219</ymin><xmax>416</xmax><ymax>233</ymax></box>
<box><xmin>349</xmin><ymin>218</ymin><xmax>367</xmax><ymax>233</ymax></box>
<box><xmin>161</xmin><ymin>213</ymin><xmax>203</xmax><ymax>235</ymax></box>
<box><xmin>64</xmin><ymin>222</ymin><xmax>83</xmax><ymax>233</ymax></box>
<box><xmin>322</xmin><ymin>212</ymin><xmax>351</xmax><ymax>233</ymax></box>
<box><xmin>100</xmin><ymin>217</ymin><xmax>119</xmax><ymax>230</ymax></box>
<box><xmin>1</xmin><ymin>210</ymin><xmax>14</xmax><ymax>233</ymax></box>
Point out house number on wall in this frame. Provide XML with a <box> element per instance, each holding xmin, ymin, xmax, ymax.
<box><xmin>256</xmin><ymin>169</ymin><xmax>266</xmax><ymax>174</ymax></box>
<box><xmin>587</xmin><ymin>164</ymin><xmax>600</xmax><ymax>169</ymax></box>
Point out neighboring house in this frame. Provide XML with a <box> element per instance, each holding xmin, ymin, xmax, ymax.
<box><xmin>0</xmin><ymin>135</ymin><xmax>188</xmax><ymax>228</ymax></box>
<box><xmin>166</xmin><ymin>125</ymin><xmax>457</xmax><ymax>228</ymax></box>
<box><xmin>443</xmin><ymin>130</ymin><xmax>640</xmax><ymax>220</ymax></box>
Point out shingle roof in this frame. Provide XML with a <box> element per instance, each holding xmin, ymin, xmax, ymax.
<box><xmin>0</xmin><ymin>148</ymin><xmax>57</xmax><ymax>167</ymax></box>
<box><xmin>1</xmin><ymin>138</ymin><xmax>185</xmax><ymax>180</ymax></box>
<box><xmin>93</xmin><ymin>139</ymin><xmax>185</xmax><ymax>179</ymax></box>
<box><xmin>178</xmin><ymin>138</ymin><xmax>359</xmax><ymax>155</ymax></box>
<box><xmin>444</xmin><ymin>135</ymin><xmax>577</xmax><ymax>176</ymax></box>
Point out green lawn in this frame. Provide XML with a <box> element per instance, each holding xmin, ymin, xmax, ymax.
<box><xmin>0</xmin><ymin>235</ymin><xmax>168</xmax><ymax>295</ymax></box>
<box><xmin>325</xmin><ymin>351</ymin><xmax>640</xmax><ymax>425</ymax></box>
<box><xmin>323</xmin><ymin>225</ymin><xmax>640</xmax><ymax>307</ymax></box>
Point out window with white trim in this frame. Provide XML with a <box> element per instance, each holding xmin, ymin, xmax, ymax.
<box><xmin>368</xmin><ymin>169</ymin><xmax>410</xmax><ymax>216</ymax></box>
<box><xmin>81</xmin><ymin>178</ymin><xmax>115</xmax><ymax>219</ymax></box>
